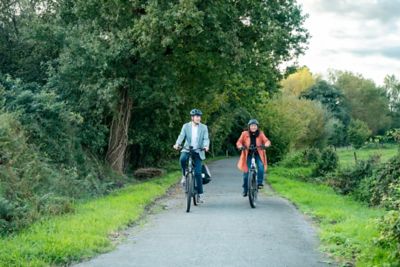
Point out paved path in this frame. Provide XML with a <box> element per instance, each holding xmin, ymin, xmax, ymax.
<box><xmin>76</xmin><ymin>158</ymin><xmax>334</xmax><ymax>267</ymax></box>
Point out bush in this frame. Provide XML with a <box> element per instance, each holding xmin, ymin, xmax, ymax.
<box><xmin>303</xmin><ymin>147</ymin><xmax>321</xmax><ymax>164</ymax></box>
<box><xmin>0</xmin><ymin>112</ymin><xmax>127</xmax><ymax>234</ymax></box>
<box><xmin>280</xmin><ymin>147</ymin><xmax>321</xmax><ymax>168</ymax></box>
<box><xmin>369</xmin><ymin>155</ymin><xmax>400</xmax><ymax>209</ymax></box>
<box><xmin>327</xmin><ymin>155</ymin><xmax>380</xmax><ymax>195</ymax></box>
<box><xmin>0</xmin><ymin>197</ymin><xmax>15</xmax><ymax>235</ymax></box>
<box><xmin>313</xmin><ymin>147</ymin><xmax>338</xmax><ymax>177</ymax></box>
<box><xmin>1</xmin><ymin>75</ymin><xmax>83</xmax><ymax>165</ymax></box>
<box><xmin>280</xmin><ymin>151</ymin><xmax>306</xmax><ymax>168</ymax></box>
<box><xmin>377</xmin><ymin>210</ymin><xmax>400</xmax><ymax>265</ymax></box>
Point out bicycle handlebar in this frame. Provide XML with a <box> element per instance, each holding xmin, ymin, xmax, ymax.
<box><xmin>238</xmin><ymin>145</ymin><xmax>269</xmax><ymax>151</ymax></box>
<box><xmin>175</xmin><ymin>146</ymin><xmax>207</xmax><ymax>152</ymax></box>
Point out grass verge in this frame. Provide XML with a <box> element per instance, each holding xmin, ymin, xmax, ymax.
<box><xmin>268</xmin><ymin>166</ymin><xmax>393</xmax><ymax>266</ymax></box>
<box><xmin>0</xmin><ymin>171</ymin><xmax>180</xmax><ymax>267</ymax></box>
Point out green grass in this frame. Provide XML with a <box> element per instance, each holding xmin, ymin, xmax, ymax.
<box><xmin>0</xmin><ymin>171</ymin><xmax>180</xmax><ymax>267</ymax></box>
<box><xmin>268</xmin><ymin>146</ymin><xmax>399</xmax><ymax>266</ymax></box>
<box><xmin>337</xmin><ymin>145</ymin><xmax>398</xmax><ymax>168</ymax></box>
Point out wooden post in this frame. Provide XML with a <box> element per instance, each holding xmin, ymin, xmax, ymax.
<box><xmin>354</xmin><ymin>151</ymin><xmax>358</xmax><ymax>163</ymax></box>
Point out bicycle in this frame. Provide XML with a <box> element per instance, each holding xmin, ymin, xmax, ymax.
<box><xmin>179</xmin><ymin>146</ymin><xmax>205</xmax><ymax>213</ymax></box>
<box><xmin>240</xmin><ymin>145</ymin><xmax>267</xmax><ymax>208</ymax></box>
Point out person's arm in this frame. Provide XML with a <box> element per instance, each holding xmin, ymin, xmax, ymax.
<box><xmin>173</xmin><ymin>124</ymin><xmax>186</xmax><ymax>149</ymax></box>
<box><xmin>203</xmin><ymin>126</ymin><xmax>210</xmax><ymax>152</ymax></box>
<box><xmin>260</xmin><ymin>132</ymin><xmax>271</xmax><ymax>147</ymax></box>
<box><xmin>236</xmin><ymin>132</ymin><xmax>245</xmax><ymax>149</ymax></box>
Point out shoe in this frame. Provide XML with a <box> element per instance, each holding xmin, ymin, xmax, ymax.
<box><xmin>257</xmin><ymin>184</ymin><xmax>264</xmax><ymax>189</ymax></box>
<box><xmin>180</xmin><ymin>176</ymin><xmax>185</xmax><ymax>187</ymax></box>
<box><xmin>242</xmin><ymin>191</ymin><xmax>248</xmax><ymax>197</ymax></box>
<box><xmin>197</xmin><ymin>194</ymin><xmax>205</xmax><ymax>204</ymax></box>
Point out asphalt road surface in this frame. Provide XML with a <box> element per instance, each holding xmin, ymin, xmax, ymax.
<box><xmin>76</xmin><ymin>158</ymin><xmax>334</xmax><ymax>267</ymax></box>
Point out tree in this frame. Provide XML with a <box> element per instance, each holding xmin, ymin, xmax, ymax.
<box><xmin>259</xmin><ymin>96</ymin><xmax>328</xmax><ymax>162</ymax></box>
<box><xmin>348</xmin><ymin>119</ymin><xmax>372</xmax><ymax>149</ymax></box>
<box><xmin>301</xmin><ymin>80</ymin><xmax>350</xmax><ymax>126</ymax></box>
<box><xmin>0</xmin><ymin>0</ymin><xmax>62</xmax><ymax>84</ymax></box>
<box><xmin>384</xmin><ymin>75</ymin><xmax>400</xmax><ymax>112</ymax></box>
<box><xmin>325</xmin><ymin>118</ymin><xmax>347</xmax><ymax>147</ymax></box>
<box><xmin>280</xmin><ymin>67</ymin><xmax>315</xmax><ymax>97</ymax></box>
<box><xmin>383</xmin><ymin>74</ymin><xmax>400</xmax><ymax>128</ymax></box>
<box><xmin>48</xmin><ymin>0</ymin><xmax>310</xmax><ymax>172</ymax></box>
<box><xmin>332</xmin><ymin>71</ymin><xmax>391</xmax><ymax>135</ymax></box>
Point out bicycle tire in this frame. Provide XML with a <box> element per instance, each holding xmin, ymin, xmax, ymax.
<box><xmin>193</xmin><ymin>175</ymin><xmax>198</xmax><ymax>206</ymax></box>
<box><xmin>248</xmin><ymin>171</ymin><xmax>257</xmax><ymax>208</ymax></box>
<box><xmin>186</xmin><ymin>173</ymin><xmax>193</xmax><ymax>212</ymax></box>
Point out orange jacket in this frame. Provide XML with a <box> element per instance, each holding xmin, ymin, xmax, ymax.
<box><xmin>236</xmin><ymin>131</ymin><xmax>270</xmax><ymax>172</ymax></box>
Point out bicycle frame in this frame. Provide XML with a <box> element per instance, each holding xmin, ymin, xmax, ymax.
<box><xmin>180</xmin><ymin>146</ymin><xmax>205</xmax><ymax>212</ymax></box>
<box><xmin>242</xmin><ymin>145</ymin><xmax>266</xmax><ymax>208</ymax></box>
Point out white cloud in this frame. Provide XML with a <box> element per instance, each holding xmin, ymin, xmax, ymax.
<box><xmin>297</xmin><ymin>0</ymin><xmax>400</xmax><ymax>84</ymax></box>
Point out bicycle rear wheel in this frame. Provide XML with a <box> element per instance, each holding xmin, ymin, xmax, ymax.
<box><xmin>248</xmin><ymin>171</ymin><xmax>257</xmax><ymax>208</ymax></box>
<box><xmin>193</xmin><ymin>176</ymin><xmax>198</xmax><ymax>206</ymax></box>
<box><xmin>186</xmin><ymin>173</ymin><xmax>193</xmax><ymax>212</ymax></box>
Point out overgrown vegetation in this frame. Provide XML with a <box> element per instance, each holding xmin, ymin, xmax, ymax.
<box><xmin>276</xmin><ymin>145</ymin><xmax>400</xmax><ymax>266</ymax></box>
<box><xmin>0</xmin><ymin>172</ymin><xmax>179</xmax><ymax>267</ymax></box>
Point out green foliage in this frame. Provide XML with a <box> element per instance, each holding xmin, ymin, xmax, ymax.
<box><xmin>1</xmin><ymin>74</ymin><xmax>83</xmax><ymax>163</ymax></box>
<box><xmin>274</xmin><ymin>146</ymin><xmax>400</xmax><ymax>266</ymax></box>
<box><xmin>280</xmin><ymin>67</ymin><xmax>315</xmax><ymax>96</ymax></box>
<box><xmin>0</xmin><ymin>172</ymin><xmax>179</xmax><ymax>266</ymax></box>
<box><xmin>303</xmin><ymin>147</ymin><xmax>322</xmax><ymax>164</ymax></box>
<box><xmin>280</xmin><ymin>147</ymin><xmax>321</xmax><ymax>168</ymax></box>
<box><xmin>45</xmin><ymin>0</ymin><xmax>310</xmax><ymax>167</ymax></box>
<box><xmin>348</xmin><ymin>119</ymin><xmax>372</xmax><ymax>149</ymax></box>
<box><xmin>301</xmin><ymin>80</ymin><xmax>350</xmax><ymax>126</ymax></box>
<box><xmin>368</xmin><ymin>155</ymin><xmax>400</xmax><ymax>210</ymax></box>
<box><xmin>377</xmin><ymin>210</ymin><xmax>400</xmax><ymax>265</ymax></box>
<box><xmin>313</xmin><ymin>147</ymin><xmax>338</xmax><ymax>177</ymax></box>
<box><xmin>0</xmin><ymin>111</ymin><xmax>131</xmax><ymax>234</ymax></box>
<box><xmin>327</xmin><ymin>155</ymin><xmax>379</xmax><ymax>195</ymax></box>
<box><xmin>384</xmin><ymin>74</ymin><xmax>400</xmax><ymax>129</ymax></box>
<box><xmin>260</xmin><ymin>96</ymin><xmax>328</xmax><ymax>162</ymax></box>
<box><xmin>325</xmin><ymin>118</ymin><xmax>348</xmax><ymax>147</ymax></box>
<box><xmin>269</xmin><ymin>166</ymin><xmax>394</xmax><ymax>266</ymax></box>
<box><xmin>0</xmin><ymin>197</ymin><xmax>15</xmax><ymax>235</ymax></box>
<box><xmin>333</xmin><ymin>71</ymin><xmax>392</xmax><ymax>135</ymax></box>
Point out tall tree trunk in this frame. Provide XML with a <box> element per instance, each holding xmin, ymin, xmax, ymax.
<box><xmin>106</xmin><ymin>88</ymin><xmax>133</xmax><ymax>173</ymax></box>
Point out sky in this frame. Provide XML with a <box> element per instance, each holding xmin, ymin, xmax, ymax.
<box><xmin>297</xmin><ymin>0</ymin><xmax>400</xmax><ymax>85</ymax></box>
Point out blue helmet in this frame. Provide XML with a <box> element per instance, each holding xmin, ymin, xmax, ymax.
<box><xmin>248</xmin><ymin>119</ymin><xmax>259</xmax><ymax>126</ymax></box>
<box><xmin>190</xmin><ymin>109</ymin><xmax>203</xmax><ymax>116</ymax></box>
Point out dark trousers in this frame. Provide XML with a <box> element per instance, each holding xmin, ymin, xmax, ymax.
<box><xmin>180</xmin><ymin>152</ymin><xmax>203</xmax><ymax>194</ymax></box>
<box><xmin>242</xmin><ymin>153</ymin><xmax>264</xmax><ymax>191</ymax></box>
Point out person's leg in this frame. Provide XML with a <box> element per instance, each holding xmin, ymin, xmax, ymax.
<box><xmin>242</xmin><ymin>172</ymin><xmax>248</xmax><ymax>191</ymax></box>
<box><xmin>179</xmin><ymin>152</ymin><xmax>189</xmax><ymax>176</ymax></box>
<box><xmin>242</xmin><ymin>155</ymin><xmax>252</xmax><ymax>193</ymax></box>
<box><xmin>193</xmin><ymin>153</ymin><xmax>203</xmax><ymax>194</ymax></box>
<box><xmin>255</xmin><ymin>154</ymin><xmax>265</xmax><ymax>186</ymax></box>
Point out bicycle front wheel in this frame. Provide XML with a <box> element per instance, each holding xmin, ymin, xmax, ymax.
<box><xmin>186</xmin><ymin>173</ymin><xmax>193</xmax><ymax>212</ymax></box>
<box><xmin>248</xmin><ymin>171</ymin><xmax>257</xmax><ymax>208</ymax></box>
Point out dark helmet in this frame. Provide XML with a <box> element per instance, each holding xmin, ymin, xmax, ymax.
<box><xmin>190</xmin><ymin>109</ymin><xmax>203</xmax><ymax>116</ymax></box>
<box><xmin>248</xmin><ymin>119</ymin><xmax>259</xmax><ymax>126</ymax></box>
